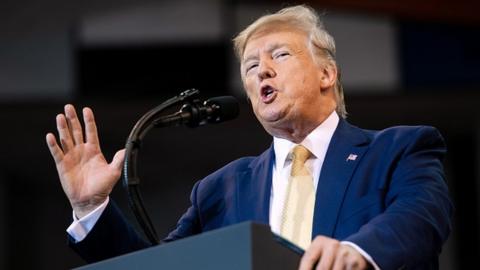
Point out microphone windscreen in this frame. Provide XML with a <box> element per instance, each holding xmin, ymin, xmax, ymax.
<box><xmin>205</xmin><ymin>96</ymin><xmax>239</xmax><ymax>123</ymax></box>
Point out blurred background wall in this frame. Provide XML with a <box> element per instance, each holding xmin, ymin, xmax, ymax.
<box><xmin>0</xmin><ymin>0</ymin><xmax>478</xmax><ymax>269</ymax></box>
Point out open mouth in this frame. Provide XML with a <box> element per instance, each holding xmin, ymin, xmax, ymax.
<box><xmin>260</xmin><ymin>85</ymin><xmax>277</xmax><ymax>103</ymax></box>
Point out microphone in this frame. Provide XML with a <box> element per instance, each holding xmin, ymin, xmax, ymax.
<box><xmin>123</xmin><ymin>91</ymin><xmax>239</xmax><ymax>245</ymax></box>
<box><xmin>153</xmin><ymin>96</ymin><xmax>239</xmax><ymax>128</ymax></box>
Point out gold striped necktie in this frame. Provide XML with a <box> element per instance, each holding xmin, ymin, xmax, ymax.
<box><xmin>280</xmin><ymin>145</ymin><xmax>315</xmax><ymax>250</ymax></box>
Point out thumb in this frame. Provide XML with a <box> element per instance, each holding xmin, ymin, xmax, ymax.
<box><xmin>110</xmin><ymin>148</ymin><xmax>126</xmax><ymax>172</ymax></box>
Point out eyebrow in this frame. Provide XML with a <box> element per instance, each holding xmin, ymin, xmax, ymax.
<box><xmin>242</xmin><ymin>42</ymin><xmax>290</xmax><ymax>65</ymax></box>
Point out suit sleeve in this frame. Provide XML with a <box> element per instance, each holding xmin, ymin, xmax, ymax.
<box><xmin>69</xmin><ymin>200</ymin><xmax>151</xmax><ymax>263</ymax></box>
<box><xmin>344</xmin><ymin>127</ymin><xmax>454</xmax><ymax>269</ymax></box>
<box><xmin>69</xmin><ymin>181</ymin><xmax>203</xmax><ymax>263</ymax></box>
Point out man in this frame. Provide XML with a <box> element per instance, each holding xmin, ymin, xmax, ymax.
<box><xmin>46</xmin><ymin>5</ymin><xmax>453</xmax><ymax>270</ymax></box>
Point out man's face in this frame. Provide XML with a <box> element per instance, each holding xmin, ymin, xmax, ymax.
<box><xmin>241</xmin><ymin>29</ymin><xmax>336</xmax><ymax>139</ymax></box>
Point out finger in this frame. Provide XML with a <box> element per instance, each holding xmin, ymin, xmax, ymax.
<box><xmin>299</xmin><ymin>240</ymin><xmax>324</xmax><ymax>270</ymax></box>
<box><xmin>316</xmin><ymin>243</ymin><xmax>338</xmax><ymax>270</ymax></box>
<box><xmin>332</xmin><ymin>254</ymin><xmax>346</xmax><ymax>270</ymax></box>
<box><xmin>335</xmin><ymin>246</ymin><xmax>367</xmax><ymax>270</ymax></box>
<box><xmin>110</xmin><ymin>149</ymin><xmax>126</xmax><ymax>172</ymax></box>
<box><xmin>347</xmin><ymin>252</ymin><xmax>367</xmax><ymax>270</ymax></box>
<box><xmin>46</xmin><ymin>133</ymin><xmax>64</xmax><ymax>163</ymax></box>
<box><xmin>83</xmin><ymin>107</ymin><xmax>100</xmax><ymax>146</ymax></box>
<box><xmin>64</xmin><ymin>104</ymin><xmax>84</xmax><ymax>145</ymax></box>
<box><xmin>56</xmin><ymin>114</ymin><xmax>74</xmax><ymax>153</ymax></box>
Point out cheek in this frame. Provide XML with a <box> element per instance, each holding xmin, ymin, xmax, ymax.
<box><xmin>244</xmin><ymin>79</ymin><xmax>257</xmax><ymax>98</ymax></box>
<box><xmin>282</xmin><ymin>64</ymin><xmax>307</xmax><ymax>89</ymax></box>
<box><xmin>286</xmin><ymin>72</ymin><xmax>308</xmax><ymax>98</ymax></box>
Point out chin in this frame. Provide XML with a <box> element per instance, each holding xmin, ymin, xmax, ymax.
<box><xmin>259</xmin><ymin>113</ymin><xmax>289</xmax><ymax>133</ymax></box>
<box><xmin>259</xmin><ymin>113</ymin><xmax>283</xmax><ymax>124</ymax></box>
<box><xmin>257</xmin><ymin>106</ymin><xmax>286</xmax><ymax>121</ymax></box>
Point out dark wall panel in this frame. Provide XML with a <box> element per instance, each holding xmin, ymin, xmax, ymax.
<box><xmin>398</xmin><ymin>22</ymin><xmax>480</xmax><ymax>89</ymax></box>
<box><xmin>77</xmin><ymin>43</ymin><xmax>230</xmax><ymax>98</ymax></box>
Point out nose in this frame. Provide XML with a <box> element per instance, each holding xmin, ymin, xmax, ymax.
<box><xmin>258</xmin><ymin>59</ymin><xmax>276</xmax><ymax>81</ymax></box>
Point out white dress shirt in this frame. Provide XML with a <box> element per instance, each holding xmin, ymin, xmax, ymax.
<box><xmin>67</xmin><ymin>110</ymin><xmax>379</xmax><ymax>269</ymax></box>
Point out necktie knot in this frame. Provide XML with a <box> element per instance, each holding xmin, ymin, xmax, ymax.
<box><xmin>291</xmin><ymin>145</ymin><xmax>311</xmax><ymax>176</ymax></box>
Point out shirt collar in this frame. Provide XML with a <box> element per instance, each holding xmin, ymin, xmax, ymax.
<box><xmin>273</xmin><ymin>110</ymin><xmax>340</xmax><ymax>169</ymax></box>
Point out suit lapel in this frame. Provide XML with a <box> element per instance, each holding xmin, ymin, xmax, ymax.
<box><xmin>312</xmin><ymin>120</ymin><xmax>370</xmax><ymax>238</ymax></box>
<box><xmin>235</xmin><ymin>146</ymin><xmax>274</xmax><ymax>225</ymax></box>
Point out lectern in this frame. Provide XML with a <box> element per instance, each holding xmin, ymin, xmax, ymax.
<box><xmin>75</xmin><ymin>222</ymin><xmax>302</xmax><ymax>270</ymax></box>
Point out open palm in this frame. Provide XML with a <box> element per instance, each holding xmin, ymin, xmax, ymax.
<box><xmin>46</xmin><ymin>105</ymin><xmax>124</xmax><ymax>218</ymax></box>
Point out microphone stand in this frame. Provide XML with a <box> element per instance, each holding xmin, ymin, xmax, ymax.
<box><xmin>123</xmin><ymin>89</ymin><xmax>201</xmax><ymax>245</ymax></box>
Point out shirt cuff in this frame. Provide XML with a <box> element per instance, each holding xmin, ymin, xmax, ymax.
<box><xmin>66</xmin><ymin>197</ymin><xmax>110</xmax><ymax>243</ymax></box>
<box><xmin>341</xmin><ymin>241</ymin><xmax>380</xmax><ymax>270</ymax></box>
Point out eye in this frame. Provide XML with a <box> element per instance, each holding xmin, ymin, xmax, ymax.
<box><xmin>273</xmin><ymin>51</ymin><xmax>290</xmax><ymax>59</ymax></box>
<box><xmin>245</xmin><ymin>62</ymin><xmax>258</xmax><ymax>73</ymax></box>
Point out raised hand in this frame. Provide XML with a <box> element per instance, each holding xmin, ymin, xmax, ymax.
<box><xmin>46</xmin><ymin>104</ymin><xmax>125</xmax><ymax>219</ymax></box>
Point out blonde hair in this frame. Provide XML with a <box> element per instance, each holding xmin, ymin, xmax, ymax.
<box><xmin>233</xmin><ymin>5</ymin><xmax>347</xmax><ymax>118</ymax></box>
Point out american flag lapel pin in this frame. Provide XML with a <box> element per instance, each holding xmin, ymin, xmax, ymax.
<box><xmin>346</xmin><ymin>154</ymin><xmax>358</xmax><ymax>161</ymax></box>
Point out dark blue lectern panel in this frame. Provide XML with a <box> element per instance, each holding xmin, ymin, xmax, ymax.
<box><xmin>76</xmin><ymin>222</ymin><xmax>302</xmax><ymax>270</ymax></box>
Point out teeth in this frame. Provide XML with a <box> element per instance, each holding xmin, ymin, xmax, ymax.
<box><xmin>263</xmin><ymin>87</ymin><xmax>273</xmax><ymax>97</ymax></box>
<box><xmin>261</xmin><ymin>86</ymin><xmax>276</xmax><ymax>99</ymax></box>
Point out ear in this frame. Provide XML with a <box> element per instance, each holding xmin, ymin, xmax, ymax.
<box><xmin>318</xmin><ymin>62</ymin><xmax>337</xmax><ymax>90</ymax></box>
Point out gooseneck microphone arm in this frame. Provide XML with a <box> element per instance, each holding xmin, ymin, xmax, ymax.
<box><xmin>123</xmin><ymin>89</ymin><xmax>239</xmax><ymax>245</ymax></box>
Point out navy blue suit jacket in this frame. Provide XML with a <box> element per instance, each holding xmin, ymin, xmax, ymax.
<box><xmin>71</xmin><ymin>119</ymin><xmax>453</xmax><ymax>269</ymax></box>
